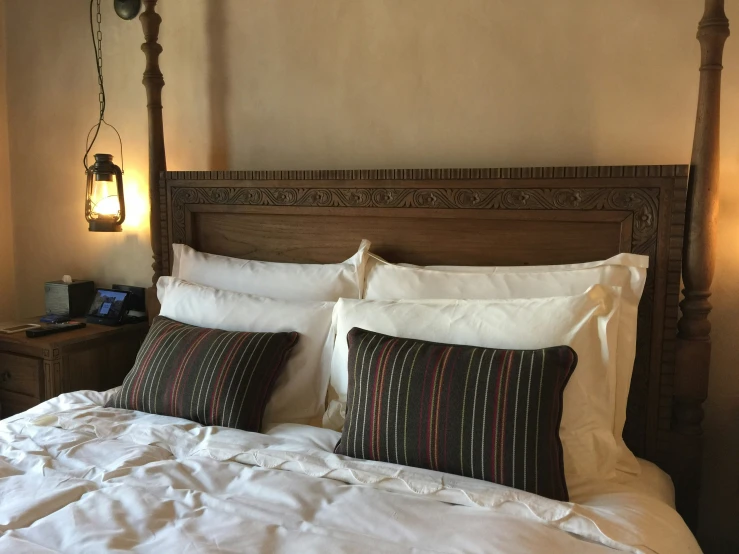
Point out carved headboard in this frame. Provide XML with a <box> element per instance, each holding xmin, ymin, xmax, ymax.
<box><xmin>158</xmin><ymin>165</ymin><xmax>686</xmax><ymax>474</ymax></box>
<box><xmin>136</xmin><ymin>0</ymin><xmax>730</xmax><ymax>530</ymax></box>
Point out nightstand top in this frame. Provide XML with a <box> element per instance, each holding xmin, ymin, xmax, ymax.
<box><xmin>0</xmin><ymin>317</ymin><xmax>149</xmax><ymax>416</ymax></box>
<box><xmin>0</xmin><ymin>317</ymin><xmax>149</xmax><ymax>350</ymax></box>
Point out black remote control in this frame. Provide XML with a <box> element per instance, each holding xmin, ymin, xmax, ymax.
<box><xmin>26</xmin><ymin>322</ymin><xmax>87</xmax><ymax>338</ymax></box>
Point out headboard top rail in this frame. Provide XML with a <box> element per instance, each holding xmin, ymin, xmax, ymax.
<box><xmin>164</xmin><ymin>165</ymin><xmax>689</xmax><ymax>182</ymax></box>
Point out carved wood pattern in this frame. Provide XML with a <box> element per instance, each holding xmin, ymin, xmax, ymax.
<box><xmin>140</xmin><ymin>0</ymin><xmax>166</xmax><ymax>285</ymax></box>
<box><xmin>161</xmin><ymin>166</ymin><xmax>687</xmax><ymax>462</ymax></box>
<box><xmin>164</xmin><ymin>165</ymin><xmax>688</xmax><ymax>181</ymax></box>
<box><xmin>169</xmin><ymin>186</ymin><xmax>659</xmax><ymax>246</ymax></box>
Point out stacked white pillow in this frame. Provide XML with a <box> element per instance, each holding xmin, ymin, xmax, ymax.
<box><xmin>171</xmin><ymin>241</ymin><xmax>370</xmax><ymax>301</ymax></box>
<box><xmin>157</xmin><ymin>278</ymin><xmax>334</xmax><ymax>426</ymax></box>
<box><xmin>157</xmin><ymin>239</ymin><xmax>648</xmax><ymax>492</ymax></box>
<box><xmin>324</xmin><ymin>252</ymin><xmax>648</xmax><ymax>484</ymax></box>
<box><xmin>361</xmin><ymin>253</ymin><xmax>648</xmax><ymax>475</ymax></box>
<box><xmin>326</xmin><ymin>287</ymin><xmax>621</xmax><ymax>490</ymax></box>
<box><xmin>156</xmin><ymin>240</ymin><xmax>371</xmax><ymax>426</ymax></box>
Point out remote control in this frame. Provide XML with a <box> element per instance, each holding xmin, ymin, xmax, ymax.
<box><xmin>26</xmin><ymin>322</ymin><xmax>87</xmax><ymax>338</ymax></box>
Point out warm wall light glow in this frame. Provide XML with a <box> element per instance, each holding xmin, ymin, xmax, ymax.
<box><xmin>121</xmin><ymin>170</ymin><xmax>149</xmax><ymax>232</ymax></box>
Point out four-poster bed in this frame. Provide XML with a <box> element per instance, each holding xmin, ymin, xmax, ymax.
<box><xmin>0</xmin><ymin>0</ymin><xmax>729</xmax><ymax>551</ymax></box>
<box><xmin>138</xmin><ymin>0</ymin><xmax>729</xmax><ymax>529</ymax></box>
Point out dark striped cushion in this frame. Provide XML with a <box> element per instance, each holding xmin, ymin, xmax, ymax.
<box><xmin>106</xmin><ymin>317</ymin><xmax>299</xmax><ymax>432</ymax></box>
<box><xmin>335</xmin><ymin>328</ymin><xmax>578</xmax><ymax>501</ymax></box>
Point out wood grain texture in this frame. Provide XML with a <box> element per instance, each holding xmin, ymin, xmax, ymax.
<box><xmin>140</xmin><ymin>0</ymin><xmax>166</xmax><ymax>286</ymax></box>
<box><xmin>191</xmin><ymin>210</ymin><xmax>632</xmax><ymax>266</ymax></box>
<box><xmin>672</xmin><ymin>0</ymin><xmax>730</xmax><ymax>528</ymax></box>
<box><xmin>0</xmin><ymin>391</ymin><xmax>38</xmax><ymax>419</ymax></box>
<box><xmin>0</xmin><ymin>353</ymin><xmax>43</xmax><ymax>398</ymax></box>
<box><xmin>160</xmin><ymin>167</ymin><xmax>687</xmax><ymax>486</ymax></box>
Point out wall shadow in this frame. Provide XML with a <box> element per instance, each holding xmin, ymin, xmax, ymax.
<box><xmin>206</xmin><ymin>0</ymin><xmax>230</xmax><ymax>169</ymax></box>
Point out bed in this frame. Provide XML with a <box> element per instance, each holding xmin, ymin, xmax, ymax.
<box><xmin>0</xmin><ymin>390</ymin><xmax>697</xmax><ymax>552</ymax></box>
<box><xmin>0</xmin><ymin>0</ymin><xmax>730</xmax><ymax>552</ymax></box>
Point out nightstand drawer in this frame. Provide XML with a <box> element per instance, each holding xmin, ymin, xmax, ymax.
<box><xmin>0</xmin><ymin>389</ymin><xmax>39</xmax><ymax>418</ymax></box>
<box><xmin>0</xmin><ymin>319</ymin><xmax>148</xmax><ymax>417</ymax></box>
<box><xmin>0</xmin><ymin>353</ymin><xmax>44</xmax><ymax>399</ymax></box>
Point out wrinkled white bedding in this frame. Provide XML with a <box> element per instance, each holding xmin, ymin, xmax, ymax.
<box><xmin>0</xmin><ymin>390</ymin><xmax>699</xmax><ymax>553</ymax></box>
<box><xmin>264</xmin><ymin>422</ymin><xmax>678</xmax><ymax>509</ymax></box>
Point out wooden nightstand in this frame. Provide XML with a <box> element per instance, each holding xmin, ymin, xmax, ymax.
<box><xmin>0</xmin><ymin>318</ymin><xmax>148</xmax><ymax>418</ymax></box>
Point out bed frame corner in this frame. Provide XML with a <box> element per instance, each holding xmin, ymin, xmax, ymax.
<box><xmin>672</xmin><ymin>0</ymin><xmax>729</xmax><ymax>529</ymax></box>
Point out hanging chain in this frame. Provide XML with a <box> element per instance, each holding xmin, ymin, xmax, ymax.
<box><xmin>95</xmin><ymin>0</ymin><xmax>104</xmax><ymax>114</ymax></box>
<box><xmin>83</xmin><ymin>0</ymin><xmax>124</xmax><ymax>174</ymax></box>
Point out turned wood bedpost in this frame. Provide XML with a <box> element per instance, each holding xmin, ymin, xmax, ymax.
<box><xmin>140</xmin><ymin>0</ymin><xmax>166</xmax><ymax>316</ymax></box>
<box><xmin>674</xmin><ymin>0</ymin><xmax>729</xmax><ymax>528</ymax></box>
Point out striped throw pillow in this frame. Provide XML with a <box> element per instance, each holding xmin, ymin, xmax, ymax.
<box><xmin>107</xmin><ymin>317</ymin><xmax>299</xmax><ymax>432</ymax></box>
<box><xmin>335</xmin><ymin>328</ymin><xmax>578</xmax><ymax>501</ymax></box>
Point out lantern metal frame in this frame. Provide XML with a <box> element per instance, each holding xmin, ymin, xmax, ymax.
<box><xmin>85</xmin><ymin>153</ymin><xmax>126</xmax><ymax>232</ymax></box>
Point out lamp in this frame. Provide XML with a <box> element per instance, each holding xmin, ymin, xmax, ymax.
<box><xmin>86</xmin><ymin>153</ymin><xmax>125</xmax><ymax>232</ymax></box>
<box><xmin>83</xmin><ymin>0</ymin><xmax>139</xmax><ymax>232</ymax></box>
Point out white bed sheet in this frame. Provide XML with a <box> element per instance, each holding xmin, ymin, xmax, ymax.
<box><xmin>263</xmin><ymin>423</ymin><xmax>678</xmax><ymax>509</ymax></box>
<box><xmin>0</xmin><ymin>390</ymin><xmax>698</xmax><ymax>554</ymax></box>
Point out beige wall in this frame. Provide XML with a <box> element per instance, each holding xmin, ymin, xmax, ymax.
<box><xmin>0</xmin><ymin>0</ymin><xmax>16</xmax><ymax>322</ymax></box>
<box><xmin>2</xmin><ymin>0</ymin><xmax>737</xmax><ymax>550</ymax></box>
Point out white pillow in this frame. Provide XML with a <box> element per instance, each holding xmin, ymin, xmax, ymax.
<box><xmin>170</xmin><ymin>240</ymin><xmax>370</xmax><ymax>301</ymax></box>
<box><xmin>325</xmin><ymin>286</ymin><xmax>622</xmax><ymax>488</ymax></box>
<box><xmin>395</xmin><ymin>252</ymin><xmax>647</xmax><ymax>274</ymax></box>
<box><xmin>364</xmin><ymin>253</ymin><xmax>647</xmax><ymax>475</ymax></box>
<box><xmin>157</xmin><ymin>277</ymin><xmax>334</xmax><ymax>427</ymax></box>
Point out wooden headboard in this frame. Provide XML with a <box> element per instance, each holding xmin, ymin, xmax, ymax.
<box><xmin>136</xmin><ymin>0</ymin><xmax>730</xmax><ymax>530</ymax></box>
<box><xmin>158</xmin><ymin>165</ymin><xmax>686</xmax><ymax>479</ymax></box>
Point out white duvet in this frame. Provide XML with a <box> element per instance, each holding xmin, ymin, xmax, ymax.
<box><xmin>0</xmin><ymin>391</ymin><xmax>699</xmax><ymax>554</ymax></box>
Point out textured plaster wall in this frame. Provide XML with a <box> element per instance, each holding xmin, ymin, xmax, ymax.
<box><xmin>0</xmin><ymin>0</ymin><xmax>16</xmax><ymax>321</ymax></box>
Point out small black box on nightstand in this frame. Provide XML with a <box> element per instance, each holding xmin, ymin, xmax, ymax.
<box><xmin>44</xmin><ymin>280</ymin><xmax>96</xmax><ymax>317</ymax></box>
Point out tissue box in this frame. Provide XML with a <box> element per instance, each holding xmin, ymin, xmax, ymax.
<box><xmin>44</xmin><ymin>280</ymin><xmax>96</xmax><ymax>317</ymax></box>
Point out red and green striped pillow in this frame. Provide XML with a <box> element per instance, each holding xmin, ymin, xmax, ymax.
<box><xmin>335</xmin><ymin>327</ymin><xmax>578</xmax><ymax>501</ymax></box>
<box><xmin>107</xmin><ymin>317</ymin><xmax>299</xmax><ymax>432</ymax></box>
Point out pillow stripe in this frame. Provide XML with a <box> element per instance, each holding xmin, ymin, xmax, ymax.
<box><xmin>336</xmin><ymin>328</ymin><xmax>577</xmax><ymax>501</ymax></box>
<box><xmin>249</xmin><ymin>335</ymin><xmax>283</xmax><ymax>429</ymax></box>
<box><xmin>129</xmin><ymin>320</ymin><xmax>177</xmax><ymax>405</ymax></box>
<box><xmin>170</xmin><ymin>328</ymin><xmax>210</xmax><ymax>412</ymax></box>
<box><xmin>221</xmin><ymin>332</ymin><xmax>262</xmax><ymax>427</ymax></box>
<box><xmin>479</xmin><ymin>349</ymin><xmax>494</xmax><ymax>480</ymax></box>
<box><xmin>491</xmin><ymin>350</ymin><xmax>506</xmax><ymax>482</ymax></box>
<box><xmin>226</xmin><ymin>332</ymin><xmax>269</xmax><ymax>429</ymax></box>
<box><xmin>153</xmin><ymin>325</ymin><xmax>194</xmax><ymax>413</ymax></box>
<box><xmin>153</xmin><ymin>323</ymin><xmax>192</xmax><ymax>409</ymax></box>
<box><xmin>209</xmin><ymin>330</ymin><xmax>249</xmax><ymax>423</ymax></box>
<box><xmin>524</xmin><ymin>352</ymin><xmax>536</xmax><ymax>489</ymax></box>
<box><xmin>535</xmin><ymin>350</ymin><xmax>544</xmax><ymax>495</ymax></box>
<box><xmin>108</xmin><ymin>317</ymin><xmax>298</xmax><ymax>432</ymax></box>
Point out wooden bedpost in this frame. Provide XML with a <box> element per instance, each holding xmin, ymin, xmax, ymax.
<box><xmin>674</xmin><ymin>0</ymin><xmax>729</xmax><ymax>529</ymax></box>
<box><xmin>140</xmin><ymin>0</ymin><xmax>166</xmax><ymax>317</ymax></box>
